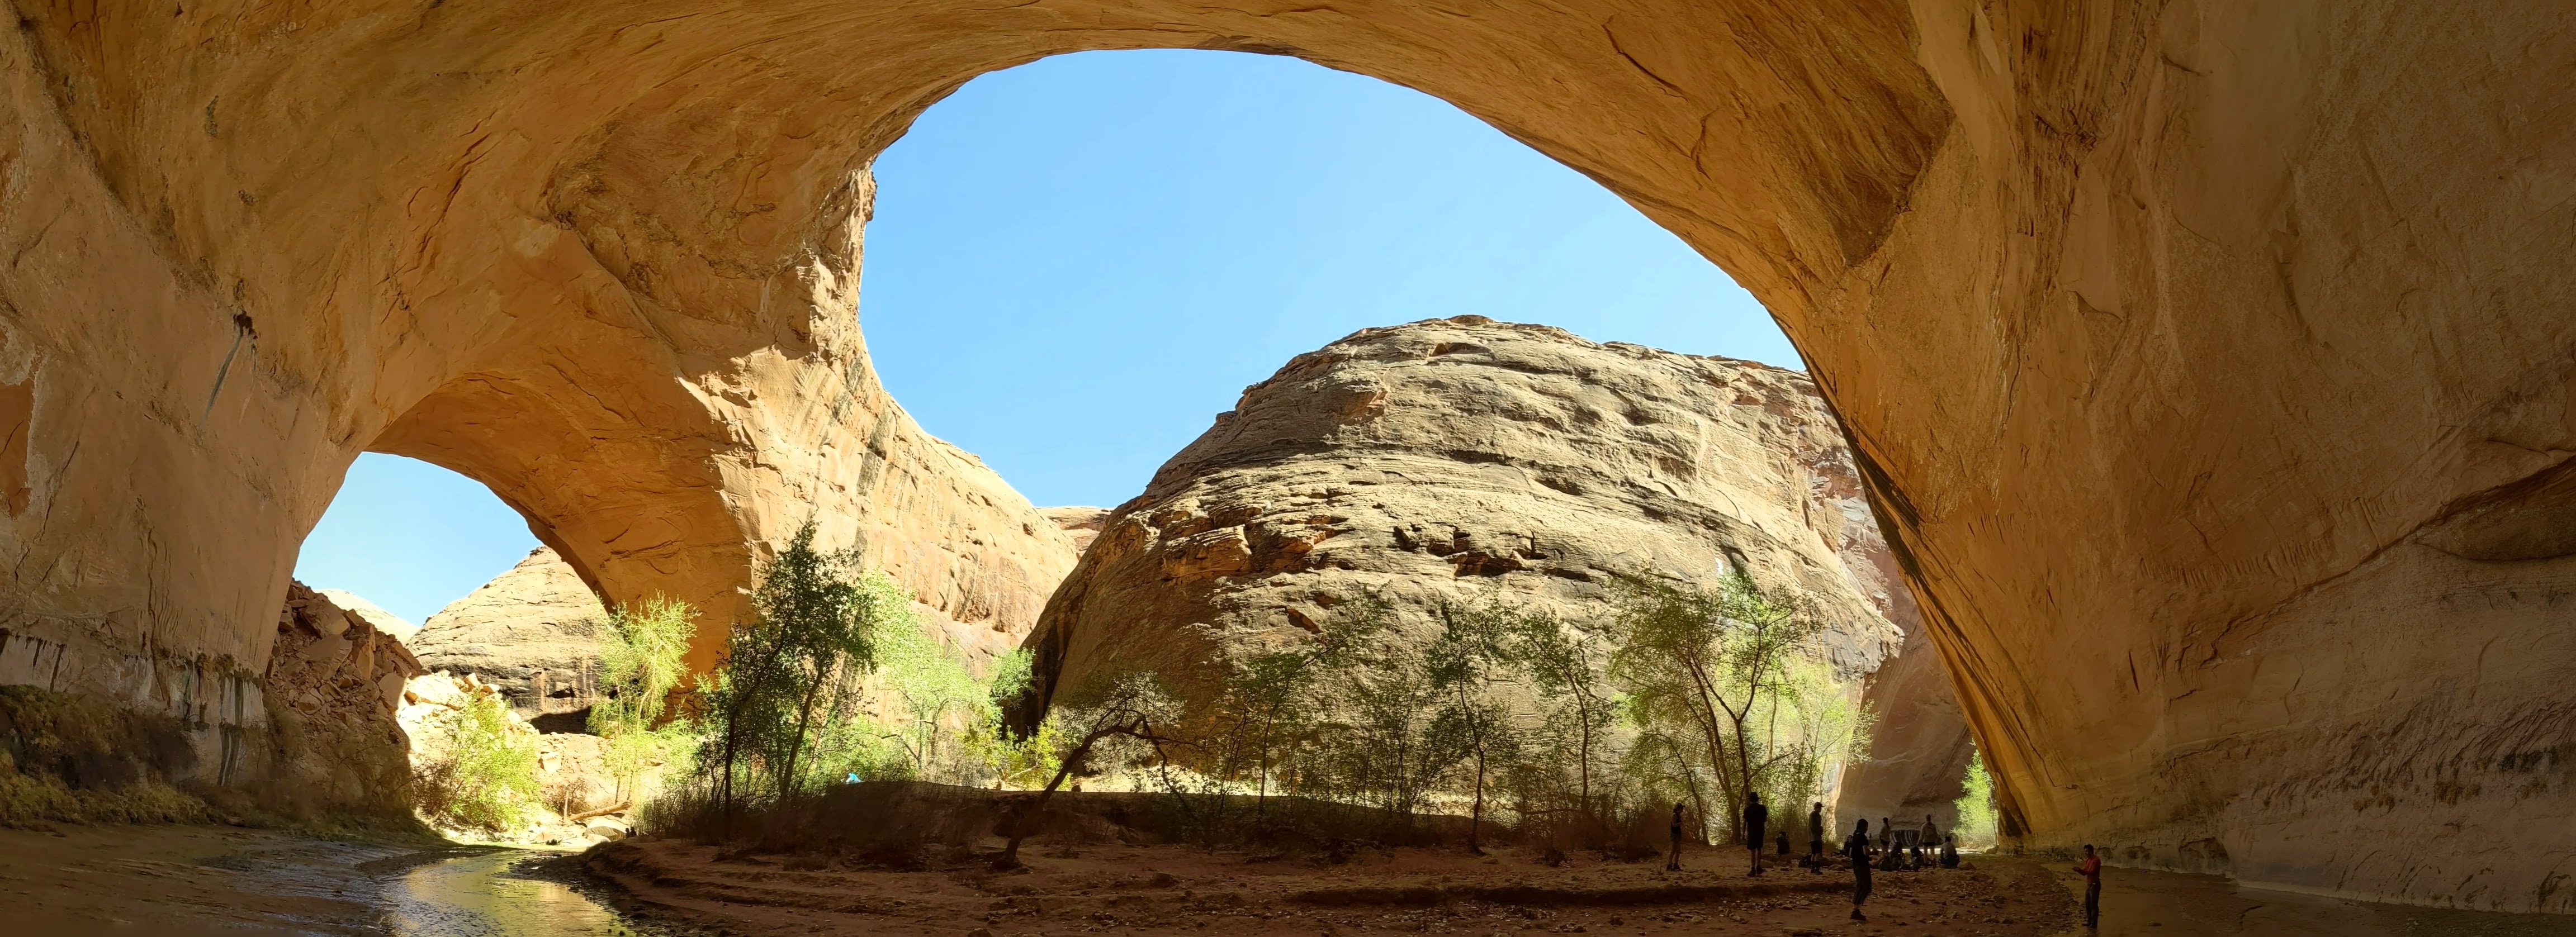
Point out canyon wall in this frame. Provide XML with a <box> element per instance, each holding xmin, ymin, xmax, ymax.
<box><xmin>0</xmin><ymin>0</ymin><xmax>2567</xmax><ymax>911</ymax></box>
<box><xmin>1026</xmin><ymin>317</ymin><xmax>1906</xmax><ymax>715</ymax></box>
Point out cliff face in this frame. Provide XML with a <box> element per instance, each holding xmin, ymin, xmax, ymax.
<box><xmin>1</xmin><ymin>0</ymin><xmax>2569</xmax><ymax>911</ymax></box>
<box><xmin>1025</xmin><ymin>317</ymin><xmax>1907</xmax><ymax>714</ymax></box>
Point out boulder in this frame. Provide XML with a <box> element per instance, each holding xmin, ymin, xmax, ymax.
<box><xmin>264</xmin><ymin>582</ymin><xmax>426</xmax><ymax>816</ymax></box>
<box><xmin>1026</xmin><ymin>317</ymin><xmax>1910</xmax><ymax>714</ymax></box>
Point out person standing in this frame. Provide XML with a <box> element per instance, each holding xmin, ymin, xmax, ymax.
<box><xmin>1807</xmin><ymin>802</ymin><xmax>1825</xmax><ymax>873</ymax></box>
<box><xmin>1742</xmin><ymin>792</ymin><xmax>1768</xmax><ymax>876</ymax></box>
<box><xmin>1922</xmin><ymin>814</ymin><xmax>1940</xmax><ymax>856</ymax></box>
<box><xmin>1845</xmin><ymin>819</ymin><xmax>1873</xmax><ymax>922</ymax></box>
<box><xmin>1665</xmin><ymin>801</ymin><xmax>1687</xmax><ymax>871</ymax></box>
<box><xmin>2073</xmin><ymin>844</ymin><xmax>2102</xmax><ymax>928</ymax></box>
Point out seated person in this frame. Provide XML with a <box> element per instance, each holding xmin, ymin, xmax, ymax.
<box><xmin>1940</xmin><ymin>834</ymin><xmax>1961</xmax><ymax>869</ymax></box>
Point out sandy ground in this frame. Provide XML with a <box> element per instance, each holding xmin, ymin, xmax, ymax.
<box><xmin>584</xmin><ymin>838</ymin><xmax>2080</xmax><ymax>937</ymax></box>
<box><xmin>0</xmin><ymin>824</ymin><xmax>422</xmax><ymax>935</ymax></box>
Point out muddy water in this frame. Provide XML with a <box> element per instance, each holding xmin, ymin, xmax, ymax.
<box><xmin>382</xmin><ymin>849</ymin><xmax>665</xmax><ymax>936</ymax></box>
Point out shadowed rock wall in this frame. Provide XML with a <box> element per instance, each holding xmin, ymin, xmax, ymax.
<box><xmin>0</xmin><ymin>0</ymin><xmax>2568</xmax><ymax>911</ymax></box>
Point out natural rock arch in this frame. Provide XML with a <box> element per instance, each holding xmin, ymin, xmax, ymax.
<box><xmin>1</xmin><ymin>0</ymin><xmax>2570</xmax><ymax>912</ymax></box>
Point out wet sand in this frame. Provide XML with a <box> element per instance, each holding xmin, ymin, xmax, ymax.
<box><xmin>585</xmin><ymin>839</ymin><xmax>2080</xmax><ymax>937</ymax></box>
<box><xmin>0</xmin><ymin>824</ymin><xmax>656</xmax><ymax>935</ymax></box>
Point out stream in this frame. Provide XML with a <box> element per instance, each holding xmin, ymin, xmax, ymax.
<box><xmin>376</xmin><ymin>849</ymin><xmax>668</xmax><ymax>936</ymax></box>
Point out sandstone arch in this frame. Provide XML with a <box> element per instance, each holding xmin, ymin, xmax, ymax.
<box><xmin>1</xmin><ymin>0</ymin><xmax>2570</xmax><ymax>912</ymax></box>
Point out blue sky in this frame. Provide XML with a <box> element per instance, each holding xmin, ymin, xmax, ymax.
<box><xmin>296</xmin><ymin>50</ymin><xmax>1793</xmax><ymax>623</ymax></box>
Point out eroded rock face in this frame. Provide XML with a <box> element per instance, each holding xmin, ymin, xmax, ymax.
<box><xmin>1834</xmin><ymin>625</ymin><xmax>1976</xmax><ymax>835</ymax></box>
<box><xmin>0</xmin><ymin>0</ymin><xmax>2569</xmax><ymax>911</ymax></box>
<box><xmin>1041</xmin><ymin>507</ymin><xmax>1113</xmax><ymax>556</ymax></box>
<box><xmin>1026</xmin><ymin>317</ymin><xmax>1906</xmax><ymax>712</ymax></box>
<box><xmin>410</xmin><ymin>547</ymin><xmax>611</xmax><ymax>726</ymax></box>
<box><xmin>265</xmin><ymin>583</ymin><xmax>424</xmax><ymax>816</ymax></box>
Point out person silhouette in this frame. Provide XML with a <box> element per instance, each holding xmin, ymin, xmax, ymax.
<box><xmin>1807</xmin><ymin>802</ymin><xmax>1825</xmax><ymax>873</ymax></box>
<box><xmin>1742</xmin><ymin>792</ymin><xmax>1768</xmax><ymax>876</ymax></box>
<box><xmin>1845</xmin><ymin>819</ymin><xmax>1873</xmax><ymax>921</ymax></box>
<box><xmin>1665</xmin><ymin>801</ymin><xmax>1687</xmax><ymax>871</ymax></box>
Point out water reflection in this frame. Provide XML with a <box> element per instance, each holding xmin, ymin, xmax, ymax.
<box><xmin>386</xmin><ymin>850</ymin><xmax>661</xmax><ymax>936</ymax></box>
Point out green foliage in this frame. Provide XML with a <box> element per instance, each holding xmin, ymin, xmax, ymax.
<box><xmin>591</xmin><ymin>596</ymin><xmax>700</xmax><ymax>801</ymax></box>
<box><xmin>1304</xmin><ymin>597</ymin><xmax>1467</xmax><ymax>822</ymax></box>
<box><xmin>1423</xmin><ymin>601</ymin><xmax>1527</xmax><ymax>848</ymax></box>
<box><xmin>425</xmin><ymin>689</ymin><xmax>541</xmax><ymax>832</ymax></box>
<box><xmin>1608</xmin><ymin>570</ymin><xmax>1856</xmax><ymax>843</ymax></box>
<box><xmin>865</xmin><ymin>591</ymin><xmax>989</xmax><ymax>779</ymax></box>
<box><xmin>1954</xmin><ymin>745</ymin><xmax>1998</xmax><ymax>847</ymax></box>
<box><xmin>697</xmin><ymin>522</ymin><xmax>893</xmax><ymax>816</ymax></box>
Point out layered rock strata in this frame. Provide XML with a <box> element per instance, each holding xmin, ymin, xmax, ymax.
<box><xmin>410</xmin><ymin>546</ymin><xmax>612</xmax><ymax>726</ymax></box>
<box><xmin>0</xmin><ymin>0</ymin><xmax>2569</xmax><ymax>911</ymax></box>
<box><xmin>1025</xmin><ymin>317</ymin><xmax>1907</xmax><ymax>714</ymax></box>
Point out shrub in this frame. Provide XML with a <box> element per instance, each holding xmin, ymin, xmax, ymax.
<box><xmin>418</xmin><ymin>689</ymin><xmax>540</xmax><ymax>833</ymax></box>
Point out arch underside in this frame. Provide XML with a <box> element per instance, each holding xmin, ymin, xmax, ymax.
<box><xmin>0</xmin><ymin>0</ymin><xmax>2569</xmax><ymax>912</ymax></box>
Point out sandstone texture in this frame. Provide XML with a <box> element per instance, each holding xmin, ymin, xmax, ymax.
<box><xmin>1834</xmin><ymin>625</ymin><xmax>1977</xmax><ymax>835</ymax></box>
<box><xmin>0</xmin><ymin>0</ymin><xmax>2567</xmax><ymax>911</ymax></box>
<box><xmin>264</xmin><ymin>583</ymin><xmax>424</xmax><ymax>816</ymax></box>
<box><xmin>1041</xmin><ymin>507</ymin><xmax>1114</xmax><ymax>557</ymax></box>
<box><xmin>1026</xmin><ymin>317</ymin><xmax>1906</xmax><ymax>715</ymax></box>
<box><xmin>410</xmin><ymin>546</ymin><xmax>611</xmax><ymax>725</ymax></box>
<box><xmin>314</xmin><ymin>590</ymin><xmax>419</xmax><ymax>644</ymax></box>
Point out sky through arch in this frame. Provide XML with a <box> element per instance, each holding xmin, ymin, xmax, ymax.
<box><xmin>297</xmin><ymin>49</ymin><xmax>1793</xmax><ymax>622</ymax></box>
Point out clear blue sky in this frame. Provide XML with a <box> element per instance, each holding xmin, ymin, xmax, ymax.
<box><xmin>296</xmin><ymin>50</ymin><xmax>1794</xmax><ymax>623</ymax></box>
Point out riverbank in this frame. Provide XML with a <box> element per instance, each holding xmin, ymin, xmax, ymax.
<box><xmin>581</xmin><ymin>836</ymin><xmax>2077</xmax><ymax>937</ymax></box>
<box><xmin>0</xmin><ymin>823</ymin><xmax>660</xmax><ymax>935</ymax></box>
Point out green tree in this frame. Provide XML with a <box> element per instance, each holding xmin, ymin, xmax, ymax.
<box><xmin>1307</xmin><ymin>596</ymin><xmax>1466</xmax><ymax>827</ymax></box>
<box><xmin>1424</xmin><ymin>601</ymin><xmax>1526</xmax><ymax>852</ymax></box>
<box><xmin>1498</xmin><ymin>605</ymin><xmax>1620</xmax><ymax>815</ymax></box>
<box><xmin>1609</xmin><ymin>570</ymin><xmax>1827</xmax><ymax>843</ymax></box>
<box><xmin>1954</xmin><ymin>745</ymin><xmax>1997</xmax><ymax>847</ymax></box>
<box><xmin>698</xmin><ymin>523</ymin><xmax>890</xmax><ymax>821</ymax></box>
<box><xmin>997</xmin><ymin>670</ymin><xmax>1184</xmax><ymax>868</ymax></box>
<box><xmin>590</xmin><ymin>596</ymin><xmax>699</xmax><ymax>802</ymax></box>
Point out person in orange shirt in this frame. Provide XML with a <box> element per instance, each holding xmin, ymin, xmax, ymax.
<box><xmin>2071</xmin><ymin>844</ymin><xmax>2102</xmax><ymax>928</ymax></box>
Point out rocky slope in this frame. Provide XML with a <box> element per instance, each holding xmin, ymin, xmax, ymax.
<box><xmin>1025</xmin><ymin>317</ymin><xmax>1910</xmax><ymax>715</ymax></box>
<box><xmin>409</xmin><ymin>547</ymin><xmax>612</xmax><ymax>726</ymax></box>
<box><xmin>263</xmin><ymin>583</ymin><xmax>425</xmax><ymax>817</ymax></box>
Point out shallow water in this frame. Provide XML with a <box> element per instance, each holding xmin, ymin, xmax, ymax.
<box><xmin>382</xmin><ymin>849</ymin><xmax>664</xmax><ymax>936</ymax></box>
<box><xmin>2044</xmin><ymin>862</ymin><xmax>2576</xmax><ymax>936</ymax></box>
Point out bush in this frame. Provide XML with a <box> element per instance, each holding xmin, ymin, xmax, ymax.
<box><xmin>416</xmin><ymin>689</ymin><xmax>540</xmax><ymax>832</ymax></box>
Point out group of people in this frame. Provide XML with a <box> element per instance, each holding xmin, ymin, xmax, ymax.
<box><xmin>1661</xmin><ymin>795</ymin><xmax>1966</xmax><ymax>924</ymax></box>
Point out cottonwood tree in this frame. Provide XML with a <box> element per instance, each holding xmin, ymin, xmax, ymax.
<box><xmin>996</xmin><ymin>669</ymin><xmax>1185</xmax><ymax>868</ymax></box>
<box><xmin>1609</xmin><ymin>570</ymin><xmax>1829</xmax><ymax>844</ymax></box>
<box><xmin>1307</xmin><ymin>596</ymin><xmax>1466</xmax><ymax>829</ymax></box>
<box><xmin>590</xmin><ymin>596</ymin><xmax>700</xmax><ymax>803</ymax></box>
<box><xmin>698</xmin><ymin>523</ymin><xmax>892</xmax><ymax>827</ymax></box>
<box><xmin>1424</xmin><ymin>601</ymin><xmax>1527</xmax><ymax>852</ymax></box>
<box><xmin>1498</xmin><ymin>604</ymin><xmax>1621</xmax><ymax>816</ymax></box>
